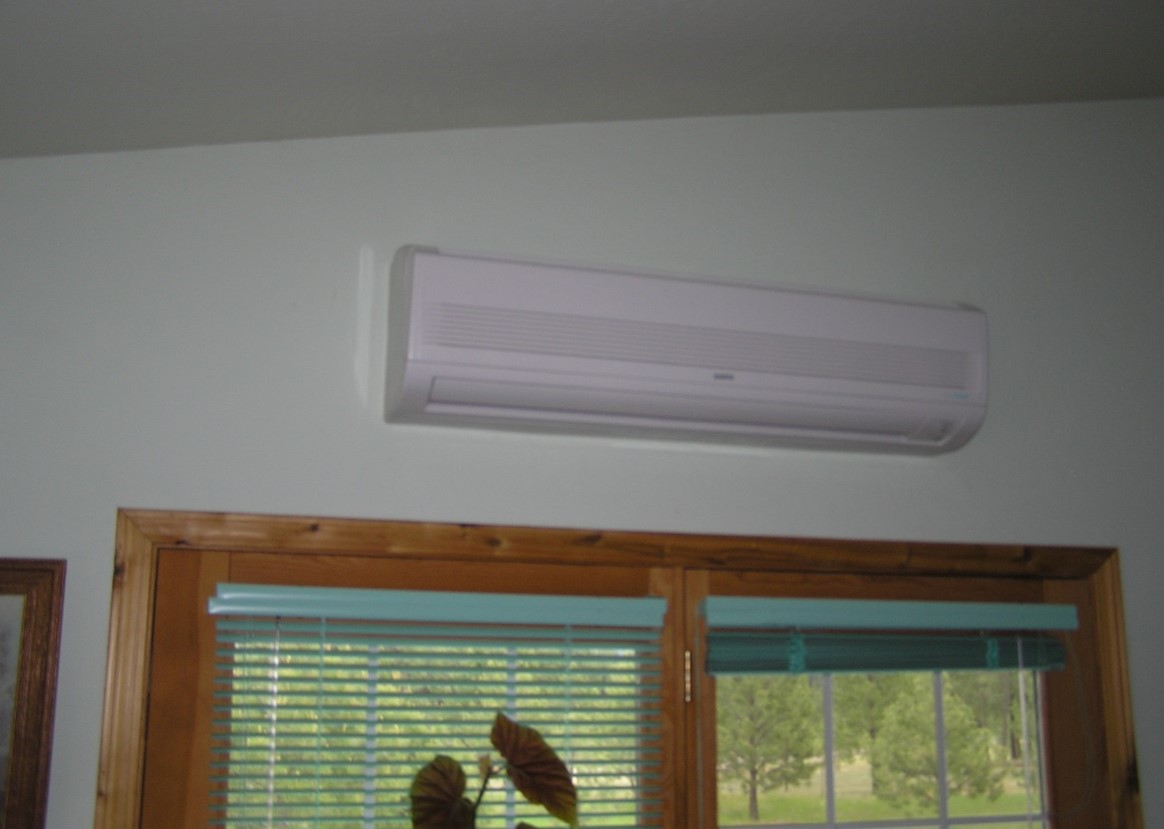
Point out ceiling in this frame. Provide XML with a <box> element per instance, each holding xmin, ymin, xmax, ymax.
<box><xmin>3</xmin><ymin>1</ymin><xmax>1162</xmax><ymax>159</ymax></box>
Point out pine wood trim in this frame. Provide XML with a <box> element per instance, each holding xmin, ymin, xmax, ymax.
<box><xmin>1044</xmin><ymin>553</ymin><xmax>1142</xmax><ymax>828</ymax></box>
<box><xmin>117</xmin><ymin>508</ymin><xmax>1107</xmax><ymax>579</ymax></box>
<box><xmin>139</xmin><ymin>550</ymin><xmax>229</xmax><ymax>827</ymax></box>
<box><xmin>1092</xmin><ymin>554</ymin><xmax>1143</xmax><ymax>827</ymax></box>
<box><xmin>648</xmin><ymin>566</ymin><xmax>687</xmax><ymax>828</ymax></box>
<box><xmin>94</xmin><ymin>508</ymin><xmax>1139</xmax><ymax>829</ymax></box>
<box><xmin>94</xmin><ymin>512</ymin><xmax>161</xmax><ymax>829</ymax></box>
<box><xmin>682</xmin><ymin>569</ymin><xmax>713</xmax><ymax>829</ymax></box>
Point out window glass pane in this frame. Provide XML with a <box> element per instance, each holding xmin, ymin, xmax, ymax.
<box><xmin>715</xmin><ymin>671</ymin><xmax>1049</xmax><ymax>828</ymax></box>
<box><xmin>716</xmin><ymin>675</ymin><xmax>824</xmax><ymax>825</ymax></box>
<box><xmin>834</xmin><ymin>673</ymin><xmax>939</xmax><ymax>821</ymax></box>
<box><xmin>943</xmin><ymin>670</ymin><xmax>1047</xmax><ymax>823</ymax></box>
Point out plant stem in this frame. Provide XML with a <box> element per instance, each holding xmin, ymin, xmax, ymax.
<box><xmin>473</xmin><ymin>765</ymin><xmax>497</xmax><ymax>811</ymax></box>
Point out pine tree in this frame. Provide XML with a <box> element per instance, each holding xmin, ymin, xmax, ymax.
<box><xmin>871</xmin><ymin>674</ymin><xmax>1004</xmax><ymax>813</ymax></box>
<box><xmin>716</xmin><ymin>675</ymin><xmax>821</xmax><ymax>821</ymax></box>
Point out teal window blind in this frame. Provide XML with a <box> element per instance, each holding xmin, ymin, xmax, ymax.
<box><xmin>702</xmin><ymin>597</ymin><xmax>1077</xmax><ymax>675</ymax></box>
<box><xmin>208</xmin><ymin>584</ymin><xmax>668</xmax><ymax>828</ymax></box>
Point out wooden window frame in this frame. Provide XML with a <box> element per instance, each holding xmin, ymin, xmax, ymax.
<box><xmin>94</xmin><ymin>509</ymin><xmax>1141</xmax><ymax>829</ymax></box>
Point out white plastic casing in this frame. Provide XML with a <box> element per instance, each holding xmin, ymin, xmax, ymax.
<box><xmin>385</xmin><ymin>246</ymin><xmax>987</xmax><ymax>454</ymax></box>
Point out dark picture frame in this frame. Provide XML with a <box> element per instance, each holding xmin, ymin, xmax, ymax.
<box><xmin>0</xmin><ymin>559</ymin><xmax>64</xmax><ymax>829</ymax></box>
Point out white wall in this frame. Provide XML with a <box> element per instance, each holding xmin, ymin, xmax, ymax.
<box><xmin>2</xmin><ymin>100</ymin><xmax>1161</xmax><ymax>828</ymax></box>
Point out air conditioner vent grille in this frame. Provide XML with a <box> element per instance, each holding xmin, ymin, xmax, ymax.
<box><xmin>426</xmin><ymin>304</ymin><xmax>973</xmax><ymax>391</ymax></box>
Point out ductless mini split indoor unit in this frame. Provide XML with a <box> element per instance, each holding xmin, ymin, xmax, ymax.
<box><xmin>385</xmin><ymin>246</ymin><xmax>987</xmax><ymax>454</ymax></box>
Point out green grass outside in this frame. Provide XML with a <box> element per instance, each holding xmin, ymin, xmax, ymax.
<box><xmin>718</xmin><ymin>759</ymin><xmax>1046</xmax><ymax>827</ymax></box>
<box><xmin>719</xmin><ymin>792</ymin><xmax>1044</xmax><ymax>825</ymax></box>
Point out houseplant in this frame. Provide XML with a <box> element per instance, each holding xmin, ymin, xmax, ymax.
<box><xmin>410</xmin><ymin>711</ymin><xmax>578</xmax><ymax>829</ymax></box>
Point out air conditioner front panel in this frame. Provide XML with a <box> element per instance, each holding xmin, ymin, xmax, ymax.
<box><xmin>420</xmin><ymin>301</ymin><xmax>982</xmax><ymax>395</ymax></box>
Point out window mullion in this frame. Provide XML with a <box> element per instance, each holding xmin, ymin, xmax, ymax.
<box><xmin>265</xmin><ymin>622</ymin><xmax>280</xmax><ymax>827</ymax></box>
<box><xmin>362</xmin><ymin>640</ymin><xmax>380</xmax><ymax>829</ymax></box>
<box><xmin>934</xmin><ymin>672</ymin><xmax>949</xmax><ymax>829</ymax></box>
<box><xmin>316</xmin><ymin>620</ymin><xmax>325</xmax><ymax>826</ymax></box>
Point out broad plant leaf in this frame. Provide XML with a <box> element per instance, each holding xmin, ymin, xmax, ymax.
<box><xmin>410</xmin><ymin>755</ymin><xmax>476</xmax><ymax>829</ymax></box>
<box><xmin>491</xmin><ymin>712</ymin><xmax>578</xmax><ymax>827</ymax></box>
